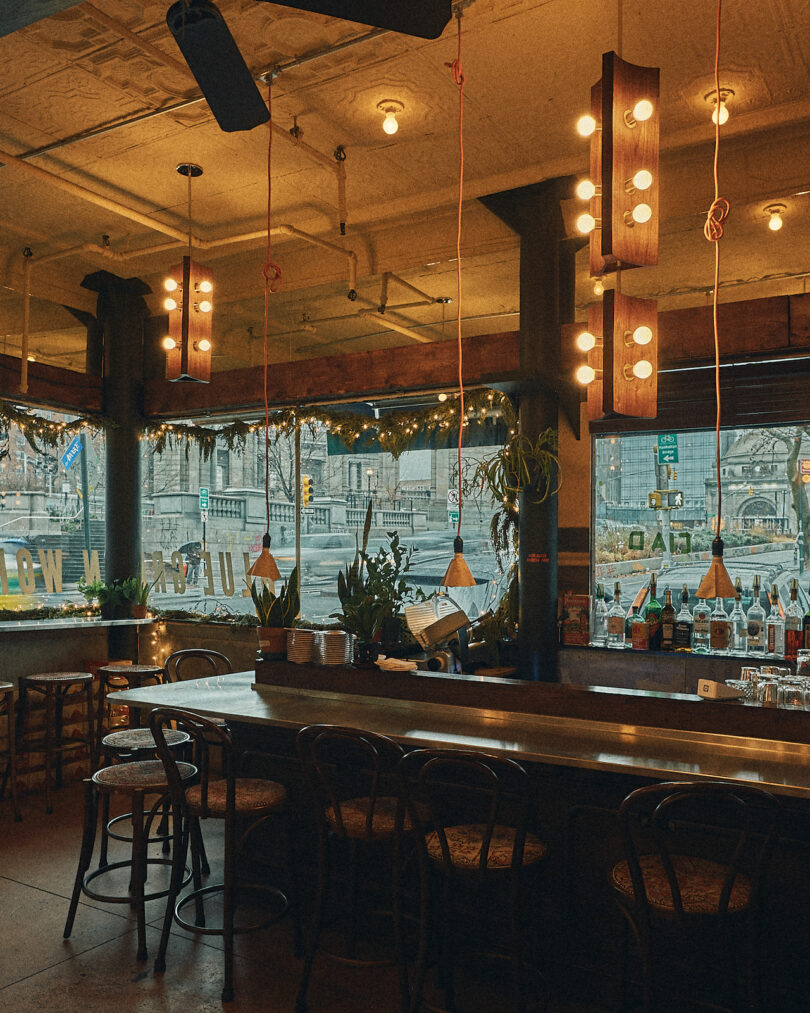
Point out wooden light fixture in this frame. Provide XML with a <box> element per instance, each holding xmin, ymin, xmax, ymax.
<box><xmin>164</xmin><ymin>164</ymin><xmax>213</xmax><ymax>383</ymax></box>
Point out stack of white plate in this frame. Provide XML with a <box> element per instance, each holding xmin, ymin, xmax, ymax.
<box><xmin>315</xmin><ymin>630</ymin><xmax>351</xmax><ymax>666</ymax></box>
<box><xmin>286</xmin><ymin>628</ymin><xmax>315</xmax><ymax>664</ymax></box>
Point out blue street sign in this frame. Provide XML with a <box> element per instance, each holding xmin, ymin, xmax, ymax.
<box><xmin>60</xmin><ymin>436</ymin><xmax>83</xmax><ymax>471</ymax></box>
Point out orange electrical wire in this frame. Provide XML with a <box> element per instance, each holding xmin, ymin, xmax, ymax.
<box><xmin>446</xmin><ymin>15</ymin><xmax>465</xmax><ymax>539</ymax></box>
<box><xmin>262</xmin><ymin>79</ymin><xmax>283</xmax><ymax>534</ymax></box>
<box><xmin>704</xmin><ymin>0</ymin><xmax>729</xmax><ymax>538</ymax></box>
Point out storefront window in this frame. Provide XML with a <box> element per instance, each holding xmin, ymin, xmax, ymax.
<box><xmin>593</xmin><ymin>425</ymin><xmax>810</xmax><ymax>611</ymax></box>
<box><xmin>0</xmin><ymin>411</ymin><xmax>105</xmax><ymax>610</ymax></box>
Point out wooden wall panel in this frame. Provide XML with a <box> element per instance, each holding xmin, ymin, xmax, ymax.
<box><xmin>0</xmin><ymin>353</ymin><xmax>103</xmax><ymax>413</ymax></box>
<box><xmin>658</xmin><ymin>295</ymin><xmax>789</xmax><ymax>365</ymax></box>
<box><xmin>144</xmin><ymin>330</ymin><xmax>521</xmax><ymax>418</ymax></box>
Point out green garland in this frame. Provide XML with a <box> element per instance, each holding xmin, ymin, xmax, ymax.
<box><xmin>2</xmin><ymin>388</ymin><xmax>517</xmax><ymax>462</ymax></box>
<box><xmin>143</xmin><ymin>388</ymin><xmax>516</xmax><ymax>460</ymax></box>
<box><xmin>0</xmin><ymin>401</ymin><xmax>108</xmax><ymax>451</ymax></box>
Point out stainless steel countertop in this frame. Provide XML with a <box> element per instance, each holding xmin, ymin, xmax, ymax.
<box><xmin>112</xmin><ymin>672</ymin><xmax>810</xmax><ymax>799</ymax></box>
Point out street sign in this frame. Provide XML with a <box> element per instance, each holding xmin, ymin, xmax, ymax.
<box><xmin>667</xmin><ymin>489</ymin><xmax>684</xmax><ymax>508</ymax></box>
<box><xmin>448</xmin><ymin>510</ymin><xmax>459</xmax><ymax>524</ymax></box>
<box><xmin>447</xmin><ymin>489</ymin><xmax>459</xmax><ymax>507</ymax></box>
<box><xmin>801</xmin><ymin>459</ymin><xmax>810</xmax><ymax>475</ymax></box>
<box><xmin>200</xmin><ymin>509</ymin><xmax>208</xmax><ymax>523</ymax></box>
<box><xmin>60</xmin><ymin>436</ymin><xmax>83</xmax><ymax>471</ymax></box>
<box><xmin>199</xmin><ymin>486</ymin><xmax>209</xmax><ymax>510</ymax></box>
<box><xmin>657</xmin><ymin>433</ymin><xmax>678</xmax><ymax>465</ymax></box>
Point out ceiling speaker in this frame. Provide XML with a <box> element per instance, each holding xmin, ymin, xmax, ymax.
<box><xmin>166</xmin><ymin>0</ymin><xmax>270</xmax><ymax>132</ymax></box>
<box><xmin>253</xmin><ymin>0</ymin><xmax>452</xmax><ymax>40</ymax></box>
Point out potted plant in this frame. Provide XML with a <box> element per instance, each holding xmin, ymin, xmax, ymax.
<box><xmin>363</xmin><ymin>529</ymin><xmax>419</xmax><ymax>649</ymax></box>
<box><xmin>131</xmin><ymin>571</ymin><xmax>157</xmax><ymax>619</ymax></box>
<box><xmin>249</xmin><ymin>566</ymin><xmax>299</xmax><ymax>659</ymax></box>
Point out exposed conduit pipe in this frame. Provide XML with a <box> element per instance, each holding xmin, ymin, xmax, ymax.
<box><xmin>81</xmin><ymin>3</ymin><xmax>194</xmax><ymax>82</ymax></box>
<box><xmin>358</xmin><ymin>310</ymin><xmax>439</xmax><ymax>344</ymax></box>
<box><xmin>20</xmin><ymin>251</ymin><xmax>32</xmax><ymax>394</ymax></box>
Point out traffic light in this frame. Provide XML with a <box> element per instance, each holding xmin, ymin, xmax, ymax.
<box><xmin>302</xmin><ymin>474</ymin><xmax>313</xmax><ymax>507</ymax></box>
<box><xmin>648</xmin><ymin>491</ymin><xmax>662</xmax><ymax>509</ymax></box>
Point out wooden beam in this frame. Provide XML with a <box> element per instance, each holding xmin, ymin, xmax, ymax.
<box><xmin>0</xmin><ymin>352</ymin><xmax>103</xmax><ymax>413</ymax></box>
<box><xmin>143</xmin><ymin>330</ymin><xmax>520</xmax><ymax>418</ymax></box>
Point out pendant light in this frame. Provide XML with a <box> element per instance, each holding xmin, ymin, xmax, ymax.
<box><xmin>247</xmin><ymin>79</ymin><xmax>282</xmax><ymax>584</ymax></box>
<box><xmin>696</xmin><ymin>0</ymin><xmax>738</xmax><ymax>603</ymax></box>
<box><xmin>441</xmin><ymin>13</ymin><xmax>475</xmax><ymax>590</ymax></box>
<box><xmin>164</xmin><ymin>163</ymin><xmax>213</xmax><ymax>383</ymax></box>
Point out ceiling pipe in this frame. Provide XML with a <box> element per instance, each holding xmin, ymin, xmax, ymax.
<box><xmin>81</xmin><ymin>3</ymin><xmax>194</xmax><ymax>81</ymax></box>
<box><xmin>358</xmin><ymin>310</ymin><xmax>438</xmax><ymax>343</ymax></box>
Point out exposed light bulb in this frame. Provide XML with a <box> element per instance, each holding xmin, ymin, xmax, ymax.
<box><xmin>631</xmin><ymin>203</ymin><xmax>652</xmax><ymax>224</ymax></box>
<box><xmin>768</xmin><ymin>211</ymin><xmax>783</xmax><ymax>231</ymax></box>
<box><xmin>164</xmin><ymin>278</ymin><xmax>178</xmax><ymax>292</ymax></box>
<box><xmin>576</xmin><ymin>331</ymin><xmax>597</xmax><ymax>352</ymax></box>
<box><xmin>437</xmin><ymin>392</ymin><xmax>448</xmax><ymax>402</ymax></box>
<box><xmin>164</xmin><ymin>297</ymin><xmax>178</xmax><ymax>311</ymax></box>
<box><xmin>196</xmin><ymin>338</ymin><xmax>211</xmax><ymax>352</ymax></box>
<box><xmin>198</xmin><ymin>280</ymin><xmax>213</xmax><ymax>293</ymax></box>
<box><xmin>576</xmin><ymin>179</ymin><xmax>596</xmax><ymax>201</ymax></box>
<box><xmin>593</xmin><ymin>279</ymin><xmax>604</xmax><ymax>297</ymax></box>
<box><xmin>632</xmin><ymin>169</ymin><xmax>653</xmax><ymax>191</ymax></box>
<box><xmin>712</xmin><ymin>100</ymin><xmax>729</xmax><ymax>125</ymax></box>
<box><xmin>162</xmin><ymin>336</ymin><xmax>176</xmax><ymax>351</ymax></box>
<box><xmin>633</xmin><ymin>359</ymin><xmax>653</xmax><ymax>379</ymax></box>
<box><xmin>198</xmin><ymin>300</ymin><xmax>212</xmax><ymax>313</ymax></box>
<box><xmin>576</xmin><ymin>213</ymin><xmax>597</xmax><ymax>234</ymax></box>
<box><xmin>632</xmin><ymin>99</ymin><xmax>653</xmax><ymax>122</ymax></box>
<box><xmin>383</xmin><ymin>111</ymin><xmax>399</xmax><ymax>135</ymax></box>
<box><xmin>576</xmin><ymin>364</ymin><xmax>596</xmax><ymax>385</ymax></box>
<box><xmin>576</xmin><ymin>114</ymin><xmax>597</xmax><ymax>137</ymax></box>
<box><xmin>632</xmin><ymin>325</ymin><xmax>653</xmax><ymax>346</ymax></box>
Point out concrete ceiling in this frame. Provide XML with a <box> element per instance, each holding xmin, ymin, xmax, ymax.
<box><xmin>1</xmin><ymin>0</ymin><xmax>810</xmax><ymax>376</ymax></box>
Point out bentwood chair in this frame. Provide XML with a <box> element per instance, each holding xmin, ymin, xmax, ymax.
<box><xmin>295</xmin><ymin>724</ymin><xmax>406</xmax><ymax>1013</ymax></box>
<box><xmin>610</xmin><ymin>780</ymin><xmax>780</xmax><ymax>1013</ymax></box>
<box><xmin>163</xmin><ymin>648</ymin><xmax>233</xmax><ymax>684</ymax></box>
<box><xmin>396</xmin><ymin>748</ymin><xmax>549</xmax><ymax>1013</ymax></box>
<box><xmin>150</xmin><ymin>706</ymin><xmax>298</xmax><ymax>1003</ymax></box>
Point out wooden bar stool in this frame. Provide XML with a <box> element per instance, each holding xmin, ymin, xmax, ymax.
<box><xmin>95</xmin><ymin>664</ymin><xmax>163</xmax><ymax>766</ymax></box>
<box><xmin>15</xmin><ymin>672</ymin><xmax>95</xmax><ymax>814</ymax></box>
<box><xmin>0</xmin><ymin>682</ymin><xmax>21</xmax><ymax>821</ymax></box>
<box><xmin>64</xmin><ymin>757</ymin><xmax>196</xmax><ymax>962</ymax></box>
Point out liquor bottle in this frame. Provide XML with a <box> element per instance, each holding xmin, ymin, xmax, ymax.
<box><xmin>766</xmin><ymin>584</ymin><xmax>785</xmax><ymax>658</ymax></box>
<box><xmin>674</xmin><ymin>584</ymin><xmax>693</xmax><ymax>652</ymax></box>
<box><xmin>630</xmin><ymin>607</ymin><xmax>650</xmax><ymax>650</ymax></box>
<box><xmin>803</xmin><ymin>581</ymin><xmax>810</xmax><ymax>650</ymax></box>
<box><xmin>591</xmin><ymin>583</ymin><xmax>608</xmax><ymax>647</ymax></box>
<box><xmin>606</xmin><ymin>582</ymin><xmax>626</xmax><ymax>649</ymax></box>
<box><xmin>692</xmin><ymin>596</ymin><xmax>711</xmax><ymax>654</ymax></box>
<box><xmin>784</xmin><ymin>578</ymin><xmax>802</xmax><ymax>663</ymax></box>
<box><xmin>660</xmin><ymin>588</ymin><xmax>676</xmax><ymax>651</ymax></box>
<box><xmin>728</xmin><ymin>578</ymin><xmax>747</xmax><ymax>656</ymax></box>
<box><xmin>747</xmin><ymin>576</ymin><xmax>766</xmax><ymax>656</ymax></box>
<box><xmin>709</xmin><ymin>597</ymin><xmax>731</xmax><ymax>654</ymax></box>
<box><xmin>644</xmin><ymin>573</ymin><xmax>663</xmax><ymax>650</ymax></box>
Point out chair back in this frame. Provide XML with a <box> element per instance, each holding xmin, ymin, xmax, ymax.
<box><xmin>297</xmin><ymin>724</ymin><xmax>404</xmax><ymax>840</ymax></box>
<box><xmin>616</xmin><ymin>780</ymin><xmax>780</xmax><ymax>924</ymax></box>
<box><xmin>163</xmin><ymin>649</ymin><xmax>232</xmax><ymax>684</ymax></box>
<box><xmin>397</xmin><ymin>747</ymin><xmax>536</xmax><ymax>875</ymax></box>
<box><xmin>150</xmin><ymin>706</ymin><xmax>236</xmax><ymax>819</ymax></box>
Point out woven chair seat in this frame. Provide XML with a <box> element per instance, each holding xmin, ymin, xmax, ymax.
<box><xmin>24</xmin><ymin>671</ymin><xmax>93</xmax><ymax>685</ymax></box>
<box><xmin>0</xmin><ymin>681</ymin><xmax>13</xmax><ymax>693</ymax></box>
<box><xmin>611</xmin><ymin>854</ymin><xmax>751</xmax><ymax>914</ymax></box>
<box><xmin>93</xmin><ymin>759</ymin><xmax>195</xmax><ymax>793</ymax></box>
<box><xmin>185</xmin><ymin>777</ymin><xmax>287</xmax><ymax>817</ymax></box>
<box><xmin>425</xmin><ymin>824</ymin><xmax>548</xmax><ymax>870</ymax></box>
<box><xmin>103</xmin><ymin>728</ymin><xmax>190</xmax><ymax>752</ymax></box>
<box><xmin>325</xmin><ymin>795</ymin><xmax>410</xmax><ymax>840</ymax></box>
<box><xmin>99</xmin><ymin>665</ymin><xmax>163</xmax><ymax>679</ymax></box>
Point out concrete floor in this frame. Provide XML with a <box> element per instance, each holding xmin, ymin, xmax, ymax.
<box><xmin>0</xmin><ymin>781</ymin><xmax>609</xmax><ymax>1012</ymax></box>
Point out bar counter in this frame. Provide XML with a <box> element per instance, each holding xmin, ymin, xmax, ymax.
<box><xmin>113</xmin><ymin>670</ymin><xmax>810</xmax><ymax>799</ymax></box>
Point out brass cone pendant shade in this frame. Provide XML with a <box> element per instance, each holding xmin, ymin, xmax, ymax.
<box><xmin>696</xmin><ymin>537</ymin><xmax>738</xmax><ymax>600</ymax></box>
<box><xmin>441</xmin><ymin>535</ymin><xmax>476</xmax><ymax>588</ymax></box>
<box><xmin>247</xmin><ymin>532</ymin><xmax>281</xmax><ymax>582</ymax></box>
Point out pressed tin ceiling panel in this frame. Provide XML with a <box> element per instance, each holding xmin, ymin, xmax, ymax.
<box><xmin>0</xmin><ymin>0</ymin><xmax>810</xmax><ymax>366</ymax></box>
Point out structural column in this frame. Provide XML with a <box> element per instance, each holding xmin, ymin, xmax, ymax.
<box><xmin>481</xmin><ymin>177</ymin><xmax>577</xmax><ymax>681</ymax></box>
<box><xmin>82</xmin><ymin>270</ymin><xmax>151</xmax><ymax>660</ymax></box>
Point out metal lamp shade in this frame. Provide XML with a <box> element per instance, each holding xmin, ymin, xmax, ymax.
<box><xmin>441</xmin><ymin>536</ymin><xmax>476</xmax><ymax>588</ymax></box>
<box><xmin>247</xmin><ymin>533</ymin><xmax>281</xmax><ymax>582</ymax></box>
<box><xmin>696</xmin><ymin>537</ymin><xmax>739</xmax><ymax>600</ymax></box>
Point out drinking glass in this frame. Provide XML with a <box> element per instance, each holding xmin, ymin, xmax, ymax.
<box><xmin>757</xmin><ymin>679</ymin><xmax>779</xmax><ymax>707</ymax></box>
<box><xmin>778</xmin><ymin>678</ymin><xmax>805</xmax><ymax>710</ymax></box>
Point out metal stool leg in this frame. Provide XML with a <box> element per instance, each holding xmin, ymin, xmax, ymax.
<box><xmin>64</xmin><ymin>780</ymin><xmax>99</xmax><ymax>939</ymax></box>
<box><xmin>44</xmin><ymin>685</ymin><xmax>55</xmax><ymax>814</ymax></box>
<box><xmin>131</xmin><ymin>790</ymin><xmax>148</xmax><ymax>961</ymax></box>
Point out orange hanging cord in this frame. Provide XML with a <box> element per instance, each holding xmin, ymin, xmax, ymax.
<box><xmin>446</xmin><ymin>14</ymin><xmax>465</xmax><ymax>540</ymax></box>
<box><xmin>704</xmin><ymin>0</ymin><xmax>729</xmax><ymax>539</ymax></box>
<box><xmin>262</xmin><ymin>79</ymin><xmax>283</xmax><ymax>535</ymax></box>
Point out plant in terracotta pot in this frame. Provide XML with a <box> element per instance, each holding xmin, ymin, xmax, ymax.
<box><xmin>250</xmin><ymin>566</ymin><xmax>299</xmax><ymax>659</ymax></box>
<box><xmin>131</xmin><ymin>571</ymin><xmax>157</xmax><ymax>619</ymax></box>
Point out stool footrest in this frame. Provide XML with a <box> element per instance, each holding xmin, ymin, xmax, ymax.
<box><xmin>174</xmin><ymin>882</ymin><xmax>288</xmax><ymax>937</ymax></box>
<box><xmin>82</xmin><ymin>858</ymin><xmax>191</xmax><ymax>904</ymax></box>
